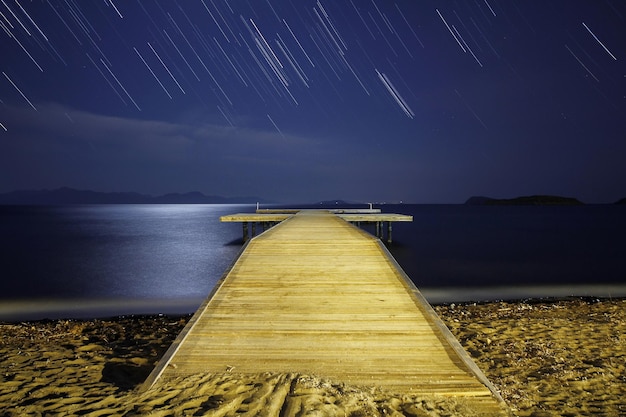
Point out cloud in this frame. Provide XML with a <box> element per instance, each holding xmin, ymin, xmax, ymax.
<box><xmin>1</xmin><ymin>101</ymin><xmax>504</xmax><ymax>202</ymax></box>
<box><xmin>0</xmin><ymin>103</ymin><xmax>333</xmax><ymax>198</ymax></box>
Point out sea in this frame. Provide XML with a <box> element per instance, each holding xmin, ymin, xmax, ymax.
<box><xmin>1</xmin><ymin>203</ymin><xmax>625</xmax><ymax>321</ymax></box>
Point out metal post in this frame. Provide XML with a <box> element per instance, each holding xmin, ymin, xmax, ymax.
<box><xmin>243</xmin><ymin>222</ymin><xmax>248</xmax><ymax>242</ymax></box>
<box><xmin>387</xmin><ymin>222</ymin><xmax>393</xmax><ymax>244</ymax></box>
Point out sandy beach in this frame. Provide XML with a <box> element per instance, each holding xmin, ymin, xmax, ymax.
<box><xmin>1</xmin><ymin>297</ymin><xmax>624</xmax><ymax>416</ymax></box>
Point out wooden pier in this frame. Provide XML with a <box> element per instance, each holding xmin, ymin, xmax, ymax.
<box><xmin>143</xmin><ymin>210</ymin><xmax>509</xmax><ymax>415</ymax></box>
<box><xmin>221</xmin><ymin>208</ymin><xmax>412</xmax><ymax>243</ymax></box>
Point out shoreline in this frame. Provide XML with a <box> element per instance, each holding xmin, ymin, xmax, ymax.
<box><xmin>1</xmin><ymin>297</ymin><xmax>624</xmax><ymax>416</ymax></box>
<box><xmin>3</xmin><ymin>284</ymin><xmax>626</xmax><ymax>322</ymax></box>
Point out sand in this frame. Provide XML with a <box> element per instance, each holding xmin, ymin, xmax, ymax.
<box><xmin>434</xmin><ymin>298</ymin><xmax>626</xmax><ymax>416</ymax></box>
<box><xmin>1</xmin><ymin>298</ymin><xmax>624</xmax><ymax>416</ymax></box>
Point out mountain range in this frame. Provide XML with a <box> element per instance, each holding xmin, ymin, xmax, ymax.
<box><xmin>0</xmin><ymin>187</ymin><xmax>272</xmax><ymax>205</ymax></box>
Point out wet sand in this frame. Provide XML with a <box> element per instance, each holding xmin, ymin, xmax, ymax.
<box><xmin>1</xmin><ymin>298</ymin><xmax>624</xmax><ymax>416</ymax></box>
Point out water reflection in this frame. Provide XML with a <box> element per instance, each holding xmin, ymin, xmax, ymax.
<box><xmin>0</xmin><ymin>204</ymin><xmax>254</xmax><ymax>304</ymax></box>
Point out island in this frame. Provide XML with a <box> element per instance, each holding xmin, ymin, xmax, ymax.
<box><xmin>465</xmin><ymin>195</ymin><xmax>584</xmax><ymax>206</ymax></box>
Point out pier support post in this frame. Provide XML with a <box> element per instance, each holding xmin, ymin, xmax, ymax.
<box><xmin>243</xmin><ymin>222</ymin><xmax>249</xmax><ymax>242</ymax></box>
<box><xmin>387</xmin><ymin>222</ymin><xmax>393</xmax><ymax>244</ymax></box>
<box><xmin>251</xmin><ymin>222</ymin><xmax>256</xmax><ymax>237</ymax></box>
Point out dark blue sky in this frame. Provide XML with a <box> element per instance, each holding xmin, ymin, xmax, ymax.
<box><xmin>1</xmin><ymin>1</ymin><xmax>625</xmax><ymax>203</ymax></box>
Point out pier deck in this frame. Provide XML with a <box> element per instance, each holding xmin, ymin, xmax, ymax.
<box><xmin>144</xmin><ymin>211</ymin><xmax>508</xmax><ymax>415</ymax></box>
<box><xmin>220</xmin><ymin>209</ymin><xmax>412</xmax><ymax>243</ymax></box>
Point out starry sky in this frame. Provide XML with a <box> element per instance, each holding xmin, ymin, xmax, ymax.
<box><xmin>1</xmin><ymin>1</ymin><xmax>625</xmax><ymax>203</ymax></box>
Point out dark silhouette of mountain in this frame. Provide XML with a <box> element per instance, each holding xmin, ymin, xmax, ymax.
<box><xmin>464</xmin><ymin>196</ymin><xmax>494</xmax><ymax>205</ymax></box>
<box><xmin>0</xmin><ymin>187</ymin><xmax>272</xmax><ymax>205</ymax></box>
<box><xmin>615</xmin><ymin>198</ymin><xmax>626</xmax><ymax>205</ymax></box>
<box><xmin>465</xmin><ymin>195</ymin><xmax>584</xmax><ymax>205</ymax></box>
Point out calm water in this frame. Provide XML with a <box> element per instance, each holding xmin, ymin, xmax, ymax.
<box><xmin>1</xmin><ymin>204</ymin><xmax>625</xmax><ymax>320</ymax></box>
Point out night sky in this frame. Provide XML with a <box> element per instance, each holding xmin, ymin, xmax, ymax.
<box><xmin>1</xmin><ymin>1</ymin><xmax>625</xmax><ymax>203</ymax></box>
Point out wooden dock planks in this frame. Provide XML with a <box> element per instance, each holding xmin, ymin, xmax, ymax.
<box><xmin>144</xmin><ymin>211</ymin><xmax>508</xmax><ymax>415</ymax></box>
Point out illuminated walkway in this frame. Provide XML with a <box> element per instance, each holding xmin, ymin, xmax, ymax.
<box><xmin>143</xmin><ymin>210</ymin><xmax>509</xmax><ymax>415</ymax></box>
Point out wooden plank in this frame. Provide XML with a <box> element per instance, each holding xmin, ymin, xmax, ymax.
<box><xmin>143</xmin><ymin>210</ymin><xmax>509</xmax><ymax>415</ymax></box>
<box><xmin>256</xmin><ymin>209</ymin><xmax>302</xmax><ymax>214</ymax></box>
<box><xmin>256</xmin><ymin>208</ymin><xmax>383</xmax><ymax>214</ymax></box>
<box><xmin>219</xmin><ymin>213</ymin><xmax>292</xmax><ymax>222</ymax></box>
<box><xmin>337</xmin><ymin>213</ymin><xmax>412</xmax><ymax>222</ymax></box>
<box><xmin>219</xmin><ymin>212</ymin><xmax>412</xmax><ymax>223</ymax></box>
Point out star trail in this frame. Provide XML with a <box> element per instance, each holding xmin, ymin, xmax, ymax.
<box><xmin>1</xmin><ymin>1</ymin><xmax>625</xmax><ymax>203</ymax></box>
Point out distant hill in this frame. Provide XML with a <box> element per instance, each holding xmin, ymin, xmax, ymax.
<box><xmin>0</xmin><ymin>187</ymin><xmax>272</xmax><ymax>205</ymax></box>
<box><xmin>615</xmin><ymin>198</ymin><xmax>626</xmax><ymax>205</ymax></box>
<box><xmin>464</xmin><ymin>196</ymin><xmax>494</xmax><ymax>205</ymax></box>
<box><xmin>465</xmin><ymin>195</ymin><xmax>584</xmax><ymax>206</ymax></box>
